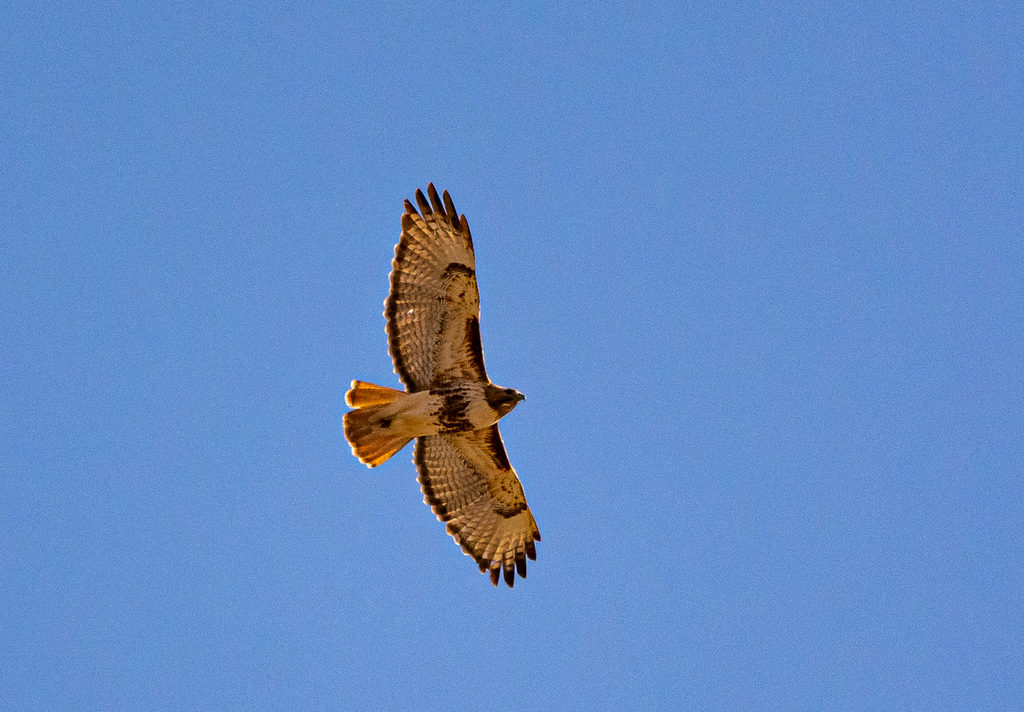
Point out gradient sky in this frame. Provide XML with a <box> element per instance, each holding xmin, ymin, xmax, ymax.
<box><xmin>3</xmin><ymin>2</ymin><xmax>1022</xmax><ymax>710</ymax></box>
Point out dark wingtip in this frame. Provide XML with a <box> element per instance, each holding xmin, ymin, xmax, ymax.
<box><xmin>516</xmin><ymin>555</ymin><xmax>527</xmax><ymax>579</ymax></box>
<box><xmin>489</xmin><ymin>567</ymin><xmax>500</xmax><ymax>586</ymax></box>
<box><xmin>404</xmin><ymin>198</ymin><xmax>417</xmax><ymax>215</ymax></box>
<box><xmin>442</xmin><ymin>190</ymin><xmax>460</xmax><ymax>229</ymax></box>
<box><xmin>427</xmin><ymin>183</ymin><xmax>444</xmax><ymax>216</ymax></box>
<box><xmin>415</xmin><ymin>188</ymin><xmax>431</xmax><ymax>215</ymax></box>
<box><xmin>504</xmin><ymin>564</ymin><xmax>515</xmax><ymax>588</ymax></box>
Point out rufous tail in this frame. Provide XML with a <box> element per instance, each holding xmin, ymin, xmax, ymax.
<box><xmin>343</xmin><ymin>380</ymin><xmax>412</xmax><ymax>467</ymax></box>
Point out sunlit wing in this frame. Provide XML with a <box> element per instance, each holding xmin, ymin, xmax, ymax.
<box><xmin>415</xmin><ymin>424</ymin><xmax>540</xmax><ymax>587</ymax></box>
<box><xmin>385</xmin><ymin>183</ymin><xmax>489</xmax><ymax>391</ymax></box>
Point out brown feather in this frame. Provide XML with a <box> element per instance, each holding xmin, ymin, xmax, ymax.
<box><xmin>343</xmin><ymin>407</ymin><xmax>412</xmax><ymax>467</ymax></box>
<box><xmin>343</xmin><ymin>381</ymin><xmax>415</xmax><ymax>467</ymax></box>
<box><xmin>415</xmin><ymin>427</ymin><xmax>540</xmax><ymax>588</ymax></box>
<box><xmin>385</xmin><ymin>184</ymin><xmax>484</xmax><ymax>391</ymax></box>
<box><xmin>345</xmin><ymin>380</ymin><xmax>405</xmax><ymax>408</ymax></box>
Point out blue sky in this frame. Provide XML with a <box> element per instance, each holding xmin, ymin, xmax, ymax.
<box><xmin>2</xmin><ymin>2</ymin><xmax>1022</xmax><ymax>709</ymax></box>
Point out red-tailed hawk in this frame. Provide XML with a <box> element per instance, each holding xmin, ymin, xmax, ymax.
<box><xmin>344</xmin><ymin>184</ymin><xmax>540</xmax><ymax>587</ymax></box>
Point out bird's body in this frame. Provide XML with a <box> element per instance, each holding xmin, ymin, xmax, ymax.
<box><xmin>344</xmin><ymin>184</ymin><xmax>539</xmax><ymax>587</ymax></box>
<box><xmin>344</xmin><ymin>380</ymin><xmax>523</xmax><ymax>465</ymax></box>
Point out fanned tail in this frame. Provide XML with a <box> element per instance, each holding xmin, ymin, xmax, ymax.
<box><xmin>343</xmin><ymin>380</ymin><xmax>412</xmax><ymax>467</ymax></box>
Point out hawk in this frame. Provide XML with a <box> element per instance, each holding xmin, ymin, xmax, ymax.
<box><xmin>344</xmin><ymin>184</ymin><xmax>540</xmax><ymax>587</ymax></box>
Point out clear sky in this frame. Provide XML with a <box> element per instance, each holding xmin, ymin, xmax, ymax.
<box><xmin>2</xmin><ymin>2</ymin><xmax>1022</xmax><ymax>710</ymax></box>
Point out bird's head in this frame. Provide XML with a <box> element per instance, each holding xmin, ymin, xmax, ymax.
<box><xmin>485</xmin><ymin>385</ymin><xmax>525</xmax><ymax>417</ymax></box>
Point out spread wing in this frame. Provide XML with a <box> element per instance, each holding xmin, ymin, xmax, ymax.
<box><xmin>385</xmin><ymin>184</ymin><xmax>489</xmax><ymax>392</ymax></box>
<box><xmin>416</xmin><ymin>425</ymin><xmax>540</xmax><ymax>587</ymax></box>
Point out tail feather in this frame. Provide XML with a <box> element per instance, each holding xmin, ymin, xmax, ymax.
<box><xmin>344</xmin><ymin>380</ymin><xmax>412</xmax><ymax>467</ymax></box>
<box><xmin>346</xmin><ymin>380</ymin><xmax>405</xmax><ymax>408</ymax></box>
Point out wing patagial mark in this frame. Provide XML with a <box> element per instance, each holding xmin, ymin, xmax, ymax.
<box><xmin>485</xmin><ymin>424</ymin><xmax>512</xmax><ymax>471</ymax></box>
<box><xmin>464</xmin><ymin>317</ymin><xmax>487</xmax><ymax>382</ymax></box>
